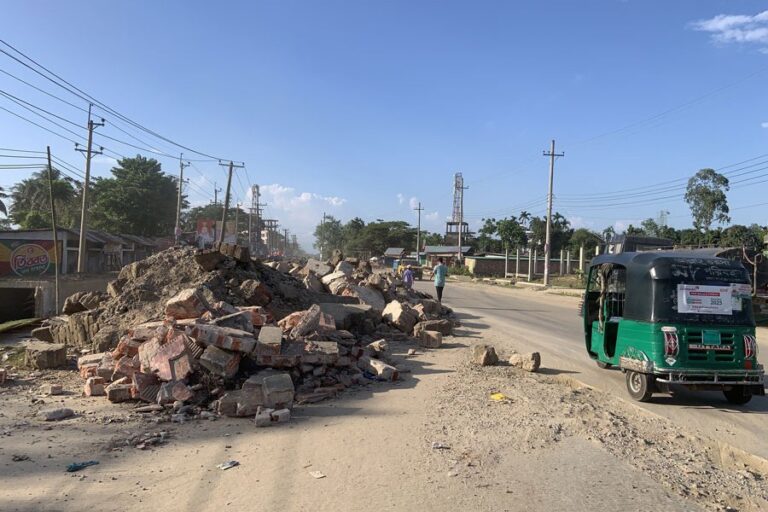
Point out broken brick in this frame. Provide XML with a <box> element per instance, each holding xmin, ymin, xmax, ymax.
<box><xmin>165</xmin><ymin>288</ymin><xmax>208</xmax><ymax>320</ymax></box>
<box><xmin>199</xmin><ymin>345</ymin><xmax>240</xmax><ymax>378</ymax></box>
<box><xmin>132</xmin><ymin>372</ymin><xmax>160</xmax><ymax>403</ymax></box>
<box><xmin>188</xmin><ymin>324</ymin><xmax>256</xmax><ymax>353</ymax></box>
<box><xmin>84</xmin><ymin>376</ymin><xmax>106</xmax><ymax>397</ymax></box>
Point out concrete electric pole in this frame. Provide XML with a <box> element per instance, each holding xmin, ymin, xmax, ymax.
<box><xmin>175</xmin><ymin>153</ymin><xmax>190</xmax><ymax>244</ymax></box>
<box><xmin>218</xmin><ymin>161</ymin><xmax>244</xmax><ymax>244</ymax></box>
<box><xmin>75</xmin><ymin>104</ymin><xmax>104</xmax><ymax>273</ymax></box>
<box><xmin>414</xmin><ymin>201</ymin><xmax>424</xmax><ymax>262</ymax></box>
<box><xmin>542</xmin><ymin>139</ymin><xmax>564</xmax><ymax>286</ymax></box>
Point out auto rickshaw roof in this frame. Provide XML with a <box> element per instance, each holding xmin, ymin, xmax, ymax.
<box><xmin>590</xmin><ymin>250</ymin><xmax>750</xmax><ymax>281</ymax></box>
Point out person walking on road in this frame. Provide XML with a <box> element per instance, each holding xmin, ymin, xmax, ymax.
<box><xmin>403</xmin><ymin>265</ymin><xmax>414</xmax><ymax>291</ymax></box>
<box><xmin>433</xmin><ymin>257</ymin><xmax>448</xmax><ymax>303</ymax></box>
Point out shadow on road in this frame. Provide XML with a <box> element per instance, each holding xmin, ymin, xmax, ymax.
<box><xmin>536</xmin><ymin>367</ymin><xmax>581</xmax><ymax>376</ymax></box>
<box><xmin>649</xmin><ymin>387</ymin><xmax>768</xmax><ymax>414</ymax></box>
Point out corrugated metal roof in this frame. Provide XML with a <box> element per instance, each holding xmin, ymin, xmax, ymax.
<box><xmin>383</xmin><ymin>247</ymin><xmax>405</xmax><ymax>257</ymax></box>
<box><xmin>424</xmin><ymin>245</ymin><xmax>472</xmax><ymax>254</ymax></box>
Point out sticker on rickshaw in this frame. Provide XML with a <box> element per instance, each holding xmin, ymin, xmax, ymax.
<box><xmin>677</xmin><ymin>284</ymin><xmax>732</xmax><ymax>315</ymax></box>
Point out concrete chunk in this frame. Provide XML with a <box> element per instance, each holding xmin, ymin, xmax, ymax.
<box><xmin>508</xmin><ymin>352</ymin><xmax>541</xmax><ymax>372</ymax></box>
<box><xmin>382</xmin><ymin>301</ymin><xmax>417</xmax><ymax>334</ymax></box>
<box><xmin>24</xmin><ymin>342</ymin><xmax>66</xmax><ymax>369</ymax></box>
<box><xmin>419</xmin><ymin>331</ymin><xmax>443</xmax><ymax>349</ymax></box>
<box><xmin>357</xmin><ymin>355</ymin><xmax>398</xmax><ymax>381</ymax></box>
<box><xmin>303</xmin><ymin>258</ymin><xmax>333</xmax><ymax>277</ymax></box>
<box><xmin>262</xmin><ymin>373</ymin><xmax>295</xmax><ymax>409</ymax></box>
<box><xmin>289</xmin><ymin>305</ymin><xmax>322</xmax><ymax>340</ymax></box>
<box><xmin>472</xmin><ymin>345</ymin><xmax>498</xmax><ymax>366</ymax></box>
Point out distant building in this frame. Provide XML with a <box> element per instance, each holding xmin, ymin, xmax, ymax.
<box><xmin>423</xmin><ymin>245</ymin><xmax>473</xmax><ymax>267</ymax></box>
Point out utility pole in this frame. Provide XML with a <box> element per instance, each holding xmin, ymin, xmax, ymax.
<box><xmin>234</xmin><ymin>203</ymin><xmax>241</xmax><ymax>245</ymax></box>
<box><xmin>414</xmin><ymin>201</ymin><xmax>424</xmax><ymax>263</ymax></box>
<box><xmin>218</xmin><ymin>161</ymin><xmax>244</xmax><ymax>244</ymax></box>
<box><xmin>75</xmin><ymin>104</ymin><xmax>104</xmax><ymax>273</ymax></box>
<box><xmin>320</xmin><ymin>212</ymin><xmax>327</xmax><ymax>259</ymax></box>
<box><xmin>175</xmin><ymin>153</ymin><xmax>190</xmax><ymax>244</ymax></box>
<box><xmin>456</xmin><ymin>177</ymin><xmax>469</xmax><ymax>265</ymax></box>
<box><xmin>249</xmin><ymin>185</ymin><xmax>260</xmax><ymax>253</ymax></box>
<box><xmin>213</xmin><ymin>182</ymin><xmax>221</xmax><ymax>205</ymax></box>
<box><xmin>542</xmin><ymin>139</ymin><xmax>564</xmax><ymax>286</ymax></box>
<box><xmin>46</xmin><ymin>146</ymin><xmax>60</xmax><ymax>313</ymax></box>
<box><xmin>284</xmin><ymin>228</ymin><xmax>289</xmax><ymax>257</ymax></box>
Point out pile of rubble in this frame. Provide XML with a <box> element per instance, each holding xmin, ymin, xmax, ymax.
<box><xmin>26</xmin><ymin>244</ymin><xmax>456</xmax><ymax>425</ymax></box>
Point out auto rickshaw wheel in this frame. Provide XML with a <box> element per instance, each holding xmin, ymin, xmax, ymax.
<box><xmin>723</xmin><ymin>386</ymin><xmax>752</xmax><ymax>406</ymax></box>
<box><xmin>596</xmin><ymin>361</ymin><xmax>612</xmax><ymax>369</ymax></box>
<box><xmin>625</xmin><ymin>371</ymin><xmax>654</xmax><ymax>402</ymax></box>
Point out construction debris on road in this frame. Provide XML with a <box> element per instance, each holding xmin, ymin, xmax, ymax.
<box><xmin>17</xmin><ymin>244</ymin><xmax>456</xmax><ymax>427</ymax></box>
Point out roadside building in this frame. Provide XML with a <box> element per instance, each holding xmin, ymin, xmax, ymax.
<box><xmin>423</xmin><ymin>245</ymin><xmax>473</xmax><ymax>267</ymax></box>
<box><xmin>0</xmin><ymin>228</ymin><xmax>156</xmax><ymax>320</ymax></box>
<box><xmin>382</xmin><ymin>247</ymin><xmax>406</xmax><ymax>268</ymax></box>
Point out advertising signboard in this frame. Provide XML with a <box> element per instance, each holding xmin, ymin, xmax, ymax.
<box><xmin>0</xmin><ymin>240</ymin><xmax>61</xmax><ymax>277</ymax></box>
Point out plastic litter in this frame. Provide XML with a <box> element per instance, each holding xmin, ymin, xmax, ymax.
<box><xmin>66</xmin><ymin>461</ymin><xmax>99</xmax><ymax>472</ymax></box>
<box><xmin>309</xmin><ymin>470</ymin><xmax>326</xmax><ymax>479</ymax></box>
<box><xmin>217</xmin><ymin>460</ymin><xmax>240</xmax><ymax>470</ymax></box>
<box><xmin>489</xmin><ymin>392</ymin><xmax>510</xmax><ymax>403</ymax></box>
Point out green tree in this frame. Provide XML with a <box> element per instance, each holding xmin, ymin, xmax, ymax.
<box><xmin>9</xmin><ymin>167</ymin><xmax>80</xmax><ymax>229</ymax></box>
<box><xmin>476</xmin><ymin>217</ymin><xmax>500</xmax><ymax>252</ymax></box>
<box><xmin>496</xmin><ymin>217</ymin><xmax>527</xmax><ymax>250</ymax></box>
<box><xmin>601</xmin><ymin>226</ymin><xmax>615</xmax><ymax>242</ymax></box>
<box><xmin>342</xmin><ymin>217</ymin><xmax>366</xmax><ymax>253</ymax></box>
<box><xmin>720</xmin><ymin>224</ymin><xmax>765</xmax><ymax>250</ymax></box>
<box><xmin>313</xmin><ymin>215</ymin><xmax>343</xmax><ymax>258</ymax></box>
<box><xmin>423</xmin><ymin>232</ymin><xmax>443</xmax><ymax>246</ymax></box>
<box><xmin>568</xmin><ymin>228</ymin><xmax>601</xmax><ymax>253</ymax></box>
<box><xmin>89</xmin><ymin>155</ymin><xmax>184</xmax><ymax>236</ymax></box>
<box><xmin>528</xmin><ymin>213</ymin><xmax>572</xmax><ymax>252</ymax></box>
<box><xmin>685</xmin><ymin>168</ymin><xmax>730</xmax><ymax>233</ymax></box>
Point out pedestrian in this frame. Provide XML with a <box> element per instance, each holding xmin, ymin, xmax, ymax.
<box><xmin>403</xmin><ymin>265</ymin><xmax>414</xmax><ymax>291</ymax></box>
<box><xmin>433</xmin><ymin>257</ymin><xmax>448</xmax><ymax>303</ymax></box>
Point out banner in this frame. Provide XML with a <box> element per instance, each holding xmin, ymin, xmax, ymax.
<box><xmin>0</xmin><ymin>240</ymin><xmax>61</xmax><ymax>277</ymax></box>
<box><xmin>677</xmin><ymin>284</ymin><xmax>732</xmax><ymax>315</ymax></box>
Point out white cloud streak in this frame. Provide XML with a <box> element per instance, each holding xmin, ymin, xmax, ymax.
<box><xmin>690</xmin><ymin>10</ymin><xmax>768</xmax><ymax>46</ymax></box>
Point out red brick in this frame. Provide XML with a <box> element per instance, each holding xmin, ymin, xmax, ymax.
<box><xmin>149</xmin><ymin>334</ymin><xmax>190</xmax><ymax>381</ymax></box>
<box><xmin>188</xmin><ymin>324</ymin><xmax>256</xmax><ymax>353</ymax></box>
<box><xmin>132</xmin><ymin>372</ymin><xmax>160</xmax><ymax>402</ymax></box>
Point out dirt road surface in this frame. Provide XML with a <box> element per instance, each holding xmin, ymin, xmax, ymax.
<box><xmin>2</xmin><ymin>281</ymin><xmax>768</xmax><ymax>511</ymax></box>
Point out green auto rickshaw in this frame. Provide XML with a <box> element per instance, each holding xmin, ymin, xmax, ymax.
<box><xmin>583</xmin><ymin>251</ymin><xmax>764</xmax><ymax>404</ymax></box>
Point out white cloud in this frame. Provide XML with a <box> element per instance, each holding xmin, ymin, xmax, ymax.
<box><xmin>408</xmin><ymin>197</ymin><xmax>419</xmax><ymax>210</ymax></box>
<box><xmin>425</xmin><ymin>211</ymin><xmax>439</xmax><ymax>221</ymax></box>
<box><xmin>613</xmin><ymin>220</ymin><xmax>640</xmax><ymax>233</ymax></box>
<box><xmin>260</xmin><ymin>183</ymin><xmax>347</xmax><ymax>250</ymax></box>
<box><xmin>690</xmin><ymin>11</ymin><xmax>768</xmax><ymax>47</ymax></box>
<box><xmin>761</xmin><ymin>121</ymin><xmax>768</xmax><ymax>128</ymax></box>
<box><xmin>396</xmin><ymin>193</ymin><xmax>405</xmax><ymax>205</ymax></box>
<box><xmin>91</xmin><ymin>155</ymin><xmax>119</xmax><ymax>167</ymax></box>
<box><xmin>568</xmin><ymin>216</ymin><xmax>595</xmax><ymax>229</ymax></box>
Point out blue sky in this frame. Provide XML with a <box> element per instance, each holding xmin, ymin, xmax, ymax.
<box><xmin>1</xmin><ymin>1</ymin><xmax>767</xmax><ymax>248</ymax></box>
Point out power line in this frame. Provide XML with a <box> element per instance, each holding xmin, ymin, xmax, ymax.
<box><xmin>0</xmin><ymin>39</ymin><xmax>240</xmax><ymax>163</ymax></box>
<box><xmin>0</xmin><ymin>104</ymin><xmax>79</xmax><ymax>144</ymax></box>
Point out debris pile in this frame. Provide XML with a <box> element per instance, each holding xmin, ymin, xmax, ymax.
<box><xmin>30</xmin><ymin>244</ymin><xmax>456</xmax><ymax>424</ymax></box>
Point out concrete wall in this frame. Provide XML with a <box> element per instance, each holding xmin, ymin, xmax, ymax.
<box><xmin>466</xmin><ymin>255</ymin><xmax>583</xmax><ymax>278</ymax></box>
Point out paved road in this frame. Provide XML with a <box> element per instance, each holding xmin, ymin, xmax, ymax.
<box><xmin>416</xmin><ymin>279</ymin><xmax>768</xmax><ymax>462</ymax></box>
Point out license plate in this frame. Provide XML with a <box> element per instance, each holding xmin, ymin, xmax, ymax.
<box><xmin>703</xmin><ymin>330</ymin><xmax>721</xmax><ymax>345</ymax></box>
<box><xmin>689</xmin><ymin>343</ymin><xmax>732</xmax><ymax>352</ymax></box>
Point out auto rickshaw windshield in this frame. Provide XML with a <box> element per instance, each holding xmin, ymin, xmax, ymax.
<box><xmin>650</xmin><ymin>260</ymin><xmax>754</xmax><ymax>326</ymax></box>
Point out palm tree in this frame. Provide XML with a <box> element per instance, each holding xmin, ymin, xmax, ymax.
<box><xmin>518</xmin><ymin>210</ymin><xmax>531</xmax><ymax>229</ymax></box>
<box><xmin>10</xmin><ymin>167</ymin><xmax>78</xmax><ymax>228</ymax></box>
<box><xmin>0</xmin><ymin>186</ymin><xmax>7</xmax><ymax>216</ymax></box>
